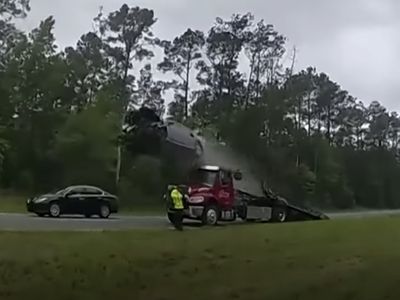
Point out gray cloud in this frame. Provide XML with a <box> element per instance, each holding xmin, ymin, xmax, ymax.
<box><xmin>18</xmin><ymin>0</ymin><xmax>400</xmax><ymax>110</ymax></box>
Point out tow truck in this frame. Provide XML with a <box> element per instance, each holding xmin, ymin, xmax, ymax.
<box><xmin>167</xmin><ymin>165</ymin><xmax>329</xmax><ymax>226</ymax></box>
<box><xmin>122</xmin><ymin>107</ymin><xmax>328</xmax><ymax>224</ymax></box>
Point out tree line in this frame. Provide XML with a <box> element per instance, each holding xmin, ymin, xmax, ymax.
<box><xmin>1</xmin><ymin>0</ymin><xmax>399</xmax><ymax>209</ymax></box>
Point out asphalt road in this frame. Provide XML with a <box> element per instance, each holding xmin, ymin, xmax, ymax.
<box><xmin>1</xmin><ymin>209</ymin><xmax>400</xmax><ymax>231</ymax></box>
<box><xmin>0</xmin><ymin>213</ymin><xmax>169</xmax><ymax>231</ymax></box>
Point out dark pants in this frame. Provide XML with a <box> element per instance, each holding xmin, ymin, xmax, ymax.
<box><xmin>171</xmin><ymin>210</ymin><xmax>184</xmax><ymax>231</ymax></box>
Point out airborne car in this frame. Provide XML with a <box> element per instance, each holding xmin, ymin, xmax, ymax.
<box><xmin>26</xmin><ymin>185</ymin><xmax>119</xmax><ymax>218</ymax></box>
<box><xmin>122</xmin><ymin>107</ymin><xmax>204</xmax><ymax>173</ymax></box>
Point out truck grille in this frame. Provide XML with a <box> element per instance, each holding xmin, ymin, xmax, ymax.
<box><xmin>189</xmin><ymin>206</ymin><xmax>204</xmax><ymax>218</ymax></box>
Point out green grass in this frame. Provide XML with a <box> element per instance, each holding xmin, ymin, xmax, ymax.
<box><xmin>1</xmin><ymin>217</ymin><xmax>400</xmax><ymax>299</ymax></box>
<box><xmin>0</xmin><ymin>193</ymin><xmax>27</xmax><ymax>213</ymax></box>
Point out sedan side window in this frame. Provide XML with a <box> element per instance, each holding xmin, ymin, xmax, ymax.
<box><xmin>67</xmin><ymin>188</ymin><xmax>85</xmax><ymax>196</ymax></box>
<box><xmin>65</xmin><ymin>189</ymin><xmax>76</xmax><ymax>196</ymax></box>
<box><xmin>83</xmin><ymin>187</ymin><xmax>103</xmax><ymax>195</ymax></box>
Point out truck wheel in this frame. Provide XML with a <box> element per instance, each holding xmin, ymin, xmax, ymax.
<box><xmin>237</xmin><ymin>205</ymin><xmax>247</xmax><ymax>221</ymax></box>
<box><xmin>202</xmin><ymin>205</ymin><xmax>219</xmax><ymax>226</ymax></box>
<box><xmin>272</xmin><ymin>206</ymin><xmax>287</xmax><ymax>223</ymax></box>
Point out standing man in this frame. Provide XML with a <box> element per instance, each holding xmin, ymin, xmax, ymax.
<box><xmin>167</xmin><ymin>185</ymin><xmax>185</xmax><ymax>231</ymax></box>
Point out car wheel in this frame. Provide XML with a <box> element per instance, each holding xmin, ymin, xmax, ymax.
<box><xmin>99</xmin><ymin>204</ymin><xmax>111</xmax><ymax>219</ymax></box>
<box><xmin>85</xmin><ymin>214</ymin><xmax>92</xmax><ymax>218</ymax></box>
<box><xmin>272</xmin><ymin>206</ymin><xmax>287</xmax><ymax>223</ymax></box>
<box><xmin>49</xmin><ymin>202</ymin><xmax>61</xmax><ymax>218</ymax></box>
<box><xmin>202</xmin><ymin>205</ymin><xmax>219</xmax><ymax>226</ymax></box>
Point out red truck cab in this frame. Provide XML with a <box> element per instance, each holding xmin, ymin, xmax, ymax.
<box><xmin>180</xmin><ymin>165</ymin><xmax>241</xmax><ymax>225</ymax></box>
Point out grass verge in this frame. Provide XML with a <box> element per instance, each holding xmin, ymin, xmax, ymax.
<box><xmin>0</xmin><ymin>193</ymin><xmax>27</xmax><ymax>213</ymax></box>
<box><xmin>1</xmin><ymin>217</ymin><xmax>400</xmax><ymax>299</ymax></box>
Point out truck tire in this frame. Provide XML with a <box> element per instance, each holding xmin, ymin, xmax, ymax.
<box><xmin>272</xmin><ymin>206</ymin><xmax>287</xmax><ymax>223</ymax></box>
<box><xmin>202</xmin><ymin>205</ymin><xmax>219</xmax><ymax>226</ymax></box>
<box><xmin>237</xmin><ymin>205</ymin><xmax>247</xmax><ymax>221</ymax></box>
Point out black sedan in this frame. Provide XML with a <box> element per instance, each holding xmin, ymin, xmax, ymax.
<box><xmin>26</xmin><ymin>185</ymin><xmax>119</xmax><ymax>218</ymax></box>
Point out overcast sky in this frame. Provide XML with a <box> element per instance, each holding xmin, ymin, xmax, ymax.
<box><xmin>17</xmin><ymin>0</ymin><xmax>400</xmax><ymax>111</ymax></box>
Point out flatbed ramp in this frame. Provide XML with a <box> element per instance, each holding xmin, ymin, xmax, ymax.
<box><xmin>236</xmin><ymin>188</ymin><xmax>329</xmax><ymax>222</ymax></box>
<box><xmin>286</xmin><ymin>204</ymin><xmax>329</xmax><ymax>221</ymax></box>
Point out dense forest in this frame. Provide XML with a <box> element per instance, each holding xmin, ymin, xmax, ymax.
<box><xmin>1</xmin><ymin>0</ymin><xmax>400</xmax><ymax>209</ymax></box>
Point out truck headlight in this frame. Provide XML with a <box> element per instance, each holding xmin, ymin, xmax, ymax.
<box><xmin>189</xmin><ymin>196</ymin><xmax>204</xmax><ymax>204</ymax></box>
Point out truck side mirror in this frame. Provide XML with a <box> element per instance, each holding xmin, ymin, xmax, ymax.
<box><xmin>233</xmin><ymin>171</ymin><xmax>242</xmax><ymax>181</ymax></box>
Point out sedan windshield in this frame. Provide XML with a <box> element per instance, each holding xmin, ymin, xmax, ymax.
<box><xmin>55</xmin><ymin>189</ymin><xmax>66</xmax><ymax>195</ymax></box>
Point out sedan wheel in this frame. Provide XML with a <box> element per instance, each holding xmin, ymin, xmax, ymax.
<box><xmin>49</xmin><ymin>203</ymin><xmax>61</xmax><ymax>218</ymax></box>
<box><xmin>99</xmin><ymin>204</ymin><xmax>111</xmax><ymax>219</ymax></box>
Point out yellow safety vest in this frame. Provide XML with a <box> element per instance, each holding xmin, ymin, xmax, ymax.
<box><xmin>171</xmin><ymin>188</ymin><xmax>184</xmax><ymax>210</ymax></box>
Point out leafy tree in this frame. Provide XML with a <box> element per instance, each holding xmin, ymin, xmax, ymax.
<box><xmin>286</xmin><ymin>68</ymin><xmax>315</xmax><ymax>133</ymax></box>
<box><xmin>196</xmin><ymin>13</ymin><xmax>253</xmax><ymax>108</ymax></box>
<box><xmin>0</xmin><ymin>0</ymin><xmax>30</xmax><ymax>18</ymax></box>
<box><xmin>100</xmin><ymin>4</ymin><xmax>156</xmax><ymax>107</ymax></box>
<box><xmin>388</xmin><ymin>112</ymin><xmax>400</xmax><ymax>154</ymax></box>
<box><xmin>98</xmin><ymin>4</ymin><xmax>157</xmax><ymax>185</ymax></box>
<box><xmin>64</xmin><ymin>32</ymin><xmax>109</xmax><ymax>109</ymax></box>
<box><xmin>244</xmin><ymin>21</ymin><xmax>285</xmax><ymax>105</ymax></box>
<box><xmin>314</xmin><ymin>73</ymin><xmax>343</xmax><ymax>142</ymax></box>
<box><xmin>0</xmin><ymin>126</ymin><xmax>10</xmax><ymax>176</ymax></box>
<box><xmin>366</xmin><ymin>101</ymin><xmax>390</xmax><ymax>148</ymax></box>
<box><xmin>158</xmin><ymin>29</ymin><xmax>205</xmax><ymax>119</ymax></box>
<box><xmin>134</xmin><ymin>64</ymin><xmax>166</xmax><ymax>116</ymax></box>
<box><xmin>0</xmin><ymin>0</ymin><xmax>30</xmax><ymax>56</ymax></box>
<box><xmin>1</xmin><ymin>16</ymin><xmax>71</xmax><ymax>191</ymax></box>
<box><xmin>53</xmin><ymin>100</ymin><xmax>119</xmax><ymax>190</ymax></box>
<box><xmin>0</xmin><ymin>0</ymin><xmax>30</xmax><ymax>124</ymax></box>
<box><xmin>334</xmin><ymin>100</ymin><xmax>366</xmax><ymax>148</ymax></box>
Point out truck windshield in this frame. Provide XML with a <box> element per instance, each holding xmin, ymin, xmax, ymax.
<box><xmin>188</xmin><ymin>169</ymin><xmax>217</xmax><ymax>186</ymax></box>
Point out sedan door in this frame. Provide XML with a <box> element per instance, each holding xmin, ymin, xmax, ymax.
<box><xmin>64</xmin><ymin>187</ymin><xmax>86</xmax><ymax>214</ymax></box>
<box><xmin>81</xmin><ymin>187</ymin><xmax>104</xmax><ymax>215</ymax></box>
